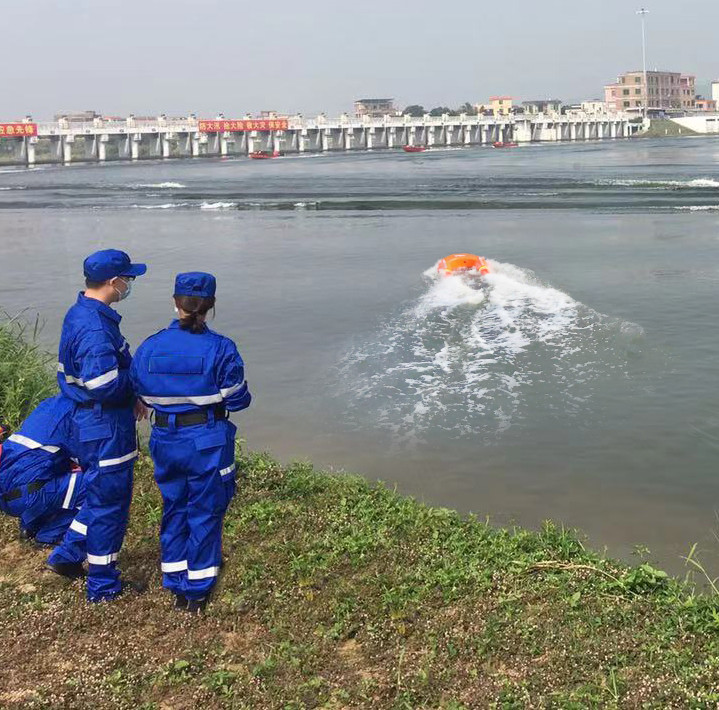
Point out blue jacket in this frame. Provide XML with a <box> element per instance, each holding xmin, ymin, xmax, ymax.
<box><xmin>130</xmin><ymin>321</ymin><xmax>251</xmax><ymax>414</ymax></box>
<box><xmin>0</xmin><ymin>395</ymin><xmax>74</xmax><ymax>490</ymax></box>
<box><xmin>57</xmin><ymin>293</ymin><xmax>134</xmax><ymax>406</ymax></box>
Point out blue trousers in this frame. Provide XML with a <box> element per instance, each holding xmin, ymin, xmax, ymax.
<box><xmin>150</xmin><ymin>418</ymin><xmax>236</xmax><ymax>600</ymax></box>
<box><xmin>0</xmin><ymin>467</ymin><xmax>85</xmax><ymax>544</ymax></box>
<box><xmin>49</xmin><ymin>404</ymin><xmax>137</xmax><ymax>601</ymax></box>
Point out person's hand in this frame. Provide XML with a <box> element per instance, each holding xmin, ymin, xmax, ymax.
<box><xmin>134</xmin><ymin>399</ymin><xmax>149</xmax><ymax>421</ymax></box>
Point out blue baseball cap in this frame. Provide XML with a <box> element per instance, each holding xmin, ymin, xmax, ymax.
<box><xmin>174</xmin><ymin>272</ymin><xmax>216</xmax><ymax>299</ymax></box>
<box><xmin>84</xmin><ymin>249</ymin><xmax>147</xmax><ymax>282</ymax></box>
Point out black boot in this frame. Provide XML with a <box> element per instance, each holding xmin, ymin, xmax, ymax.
<box><xmin>185</xmin><ymin>597</ymin><xmax>208</xmax><ymax>614</ymax></box>
<box><xmin>18</xmin><ymin>523</ymin><xmax>35</xmax><ymax>542</ymax></box>
<box><xmin>117</xmin><ymin>580</ymin><xmax>148</xmax><ymax>597</ymax></box>
<box><xmin>46</xmin><ymin>561</ymin><xmax>86</xmax><ymax>580</ymax></box>
<box><xmin>90</xmin><ymin>580</ymin><xmax>148</xmax><ymax>603</ymax></box>
<box><xmin>173</xmin><ymin>593</ymin><xmax>188</xmax><ymax>610</ymax></box>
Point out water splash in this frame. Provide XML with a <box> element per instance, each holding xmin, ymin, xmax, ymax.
<box><xmin>340</xmin><ymin>260</ymin><xmax>642</xmax><ymax>442</ymax></box>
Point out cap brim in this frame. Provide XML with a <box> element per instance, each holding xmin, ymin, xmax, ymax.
<box><xmin>121</xmin><ymin>263</ymin><xmax>147</xmax><ymax>277</ymax></box>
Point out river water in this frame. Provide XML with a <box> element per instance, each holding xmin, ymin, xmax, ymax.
<box><xmin>1</xmin><ymin>138</ymin><xmax>719</xmax><ymax>573</ymax></box>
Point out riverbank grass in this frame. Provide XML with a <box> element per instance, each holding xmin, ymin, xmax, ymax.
<box><xmin>2</xmin><ymin>320</ymin><xmax>719</xmax><ymax>707</ymax></box>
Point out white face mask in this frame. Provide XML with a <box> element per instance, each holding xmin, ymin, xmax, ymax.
<box><xmin>113</xmin><ymin>277</ymin><xmax>132</xmax><ymax>302</ymax></box>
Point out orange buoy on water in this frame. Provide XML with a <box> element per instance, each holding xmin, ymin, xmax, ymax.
<box><xmin>437</xmin><ymin>254</ymin><xmax>490</xmax><ymax>277</ymax></box>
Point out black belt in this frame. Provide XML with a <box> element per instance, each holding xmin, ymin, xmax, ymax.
<box><xmin>76</xmin><ymin>400</ymin><xmax>133</xmax><ymax>410</ymax></box>
<box><xmin>2</xmin><ymin>480</ymin><xmax>47</xmax><ymax>503</ymax></box>
<box><xmin>154</xmin><ymin>406</ymin><xmax>228</xmax><ymax>429</ymax></box>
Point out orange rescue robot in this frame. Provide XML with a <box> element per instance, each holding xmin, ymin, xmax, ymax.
<box><xmin>437</xmin><ymin>254</ymin><xmax>490</xmax><ymax>277</ymax></box>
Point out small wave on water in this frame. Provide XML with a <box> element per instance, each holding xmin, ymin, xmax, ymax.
<box><xmin>200</xmin><ymin>201</ymin><xmax>237</xmax><ymax>210</ymax></box>
<box><xmin>134</xmin><ymin>202</ymin><xmax>189</xmax><ymax>209</ymax></box>
<box><xmin>674</xmin><ymin>205</ymin><xmax>719</xmax><ymax>212</ymax></box>
<box><xmin>339</xmin><ymin>261</ymin><xmax>643</xmax><ymax>442</ymax></box>
<box><xmin>134</xmin><ymin>182</ymin><xmax>186</xmax><ymax>189</ymax></box>
<box><xmin>600</xmin><ymin>178</ymin><xmax>719</xmax><ymax>189</ymax></box>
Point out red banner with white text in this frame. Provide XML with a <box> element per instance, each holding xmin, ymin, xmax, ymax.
<box><xmin>0</xmin><ymin>123</ymin><xmax>37</xmax><ymax>137</ymax></box>
<box><xmin>198</xmin><ymin>119</ymin><xmax>288</xmax><ymax>133</ymax></box>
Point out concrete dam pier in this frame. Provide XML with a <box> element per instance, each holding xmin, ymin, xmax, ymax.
<box><xmin>0</xmin><ymin>113</ymin><xmax>639</xmax><ymax>166</ymax></box>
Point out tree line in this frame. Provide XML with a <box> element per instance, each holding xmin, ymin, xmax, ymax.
<box><xmin>402</xmin><ymin>103</ymin><xmax>479</xmax><ymax>117</ymax></box>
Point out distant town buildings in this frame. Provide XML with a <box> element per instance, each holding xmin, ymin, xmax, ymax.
<box><xmin>488</xmin><ymin>96</ymin><xmax>513</xmax><ymax>116</ymax></box>
<box><xmin>53</xmin><ymin>110</ymin><xmax>100</xmax><ymax>122</ymax></box>
<box><xmin>580</xmin><ymin>100</ymin><xmax>609</xmax><ymax>115</ymax></box>
<box><xmin>695</xmin><ymin>97</ymin><xmax>717</xmax><ymax>112</ymax></box>
<box><xmin>604</xmin><ymin>70</ymin><xmax>695</xmax><ymax>113</ymax></box>
<box><xmin>712</xmin><ymin>81</ymin><xmax>719</xmax><ymax>103</ymax></box>
<box><xmin>354</xmin><ymin>98</ymin><xmax>397</xmax><ymax>118</ymax></box>
<box><xmin>521</xmin><ymin>99</ymin><xmax>563</xmax><ymax>115</ymax></box>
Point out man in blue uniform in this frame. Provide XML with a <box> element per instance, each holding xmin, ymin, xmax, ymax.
<box><xmin>131</xmin><ymin>272</ymin><xmax>251</xmax><ymax>611</ymax></box>
<box><xmin>47</xmin><ymin>249</ymin><xmax>147</xmax><ymax>601</ymax></box>
<box><xmin>0</xmin><ymin>396</ymin><xmax>85</xmax><ymax>549</ymax></box>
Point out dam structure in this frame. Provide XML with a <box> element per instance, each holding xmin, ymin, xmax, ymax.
<box><xmin>0</xmin><ymin>112</ymin><xmax>639</xmax><ymax>166</ymax></box>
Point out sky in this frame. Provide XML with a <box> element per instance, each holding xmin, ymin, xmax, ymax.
<box><xmin>2</xmin><ymin>0</ymin><xmax>717</xmax><ymax>120</ymax></box>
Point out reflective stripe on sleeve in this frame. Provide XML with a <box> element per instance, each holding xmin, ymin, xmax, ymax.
<box><xmin>7</xmin><ymin>434</ymin><xmax>60</xmax><ymax>455</ymax></box>
<box><xmin>62</xmin><ymin>473</ymin><xmax>78</xmax><ymax>509</ymax></box>
<box><xmin>161</xmin><ymin>560</ymin><xmax>188</xmax><ymax>573</ymax></box>
<box><xmin>187</xmin><ymin>565</ymin><xmax>220</xmax><ymax>580</ymax></box>
<box><xmin>84</xmin><ymin>369</ymin><xmax>119</xmax><ymax>390</ymax></box>
<box><xmin>99</xmin><ymin>450</ymin><xmax>138</xmax><ymax>468</ymax></box>
<box><xmin>87</xmin><ymin>552</ymin><xmax>118</xmax><ymax>565</ymax></box>
<box><xmin>220</xmin><ymin>464</ymin><xmax>236</xmax><ymax>478</ymax></box>
<box><xmin>69</xmin><ymin>519</ymin><xmax>87</xmax><ymax>535</ymax></box>
<box><xmin>58</xmin><ymin>363</ymin><xmax>119</xmax><ymax>390</ymax></box>
<box><xmin>220</xmin><ymin>381</ymin><xmax>245</xmax><ymax>398</ymax></box>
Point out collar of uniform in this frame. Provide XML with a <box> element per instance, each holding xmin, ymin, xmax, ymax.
<box><xmin>168</xmin><ymin>319</ymin><xmax>208</xmax><ymax>333</ymax></box>
<box><xmin>77</xmin><ymin>292</ymin><xmax>122</xmax><ymax>324</ymax></box>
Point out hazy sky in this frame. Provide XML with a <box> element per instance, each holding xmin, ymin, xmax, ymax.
<box><xmin>2</xmin><ymin>0</ymin><xmax>717</xmax><ymax>119</ymax></box>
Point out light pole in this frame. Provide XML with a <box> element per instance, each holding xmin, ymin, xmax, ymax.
<box><xmin>637</xmin><ymin>8</ymin><xmax>649</xmax><ymax>120</ymax></box>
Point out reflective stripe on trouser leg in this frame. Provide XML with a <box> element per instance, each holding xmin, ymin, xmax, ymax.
<box><xmin>152</xmin><ymin>436</ymin><xmax>190</xmax><ymax>596</ymax></box>
<box><xmin>183</xmin><ymin>455</ymin><xmax>225</xmax><ymax>601</ymax></box>
<box><xmin>48</xmin><ymin>505</ymin><xmax>91</xmax><ymax>566</ymax></box>
<box><xmin>220</xmin><ymin>463</ymin><xmax>236</xmax><ymax>513</ymax></box>
<box><xmin>36</xmin><ymin>469</ymin><xmax>86</xmax><ymax>543</ymax></box>
<box><xmin>34</xmin><ymin>509</ymin><xmax>78</xmax><ymax>544</ymax></box>
<box><xmin>85</xmin><ymin>465</ymin><xmax>134</xmax><ymax>601</ymax></box>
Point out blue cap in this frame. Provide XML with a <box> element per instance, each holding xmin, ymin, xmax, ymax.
<box><xmin>174</xmin><ymin>272</ymin><xmax>216</xmax><ymax>298</ymax></box>
<box><xmin>84</xmin><ymin>249</ymin><xmax>147</xmax><ymax>282</ymax></box>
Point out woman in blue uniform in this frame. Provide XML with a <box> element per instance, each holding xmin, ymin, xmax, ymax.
<box><xmin>131</xmin><ymin>272</ymin><xmax>251</xmax><ymax>612</ymax></box>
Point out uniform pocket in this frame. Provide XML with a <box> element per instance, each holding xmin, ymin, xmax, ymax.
<box><xmin>79</xmin><ymin>423</ymin><xmax>112</xmax><ymax>442</ymax></box>
<box><xmin>194</xmin><ymin>430</ymin><xmax>226</xmax><ymax>451</ymax></box>
<box><xmin>149</xmin><ymin>355</ymin><xmax>204</xmax><ymax>374</ymax></box>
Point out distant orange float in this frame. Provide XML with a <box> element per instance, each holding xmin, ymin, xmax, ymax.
<box><xmin>437</xmin><ymin>254</ymin><xmax>490</xmax><ymax>277</ymax></box>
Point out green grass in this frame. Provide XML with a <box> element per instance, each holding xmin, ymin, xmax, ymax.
<box><xmin>2</xmin><ymin>318</ymin><xmax>719</xmax><ymax>707</ymax></box>
<box><xmin>0</xmin><ymin>316</ymin><xmax>57</xmax><ymax>430</ymax></box>
<box><xmin>638</xmin><ymin>119</ymin><xmax>701</xmax><ymax>138</ymax></box>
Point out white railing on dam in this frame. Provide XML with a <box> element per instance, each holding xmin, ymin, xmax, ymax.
<box><xmin>0</xmin><ymin>112</ymin><xmax>640</xmax><ymax>166</ymax></box>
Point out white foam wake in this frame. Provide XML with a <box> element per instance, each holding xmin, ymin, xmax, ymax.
<box><xmin>340</xmin><ymin>260</ymin><xmax>641</xmax><ymax>441</ymax></box>
<box><xmin>135</xmin><ymin>202</ymin><xmax>188</xmax><ymax>209</ymax></box>
<box><xmin>136</xmin><ymin>182</ymin><xmax>186</xmax><ymax>189</ymax></box>
<box><xmin>200</xmin><ymin>201</ymin><xmax>237</xmax><ymax>210</ymax></box>
<box><xmin>604</xmin><ymin>178</ymin><xmax>719</xmax><ymax>189</ymax></box>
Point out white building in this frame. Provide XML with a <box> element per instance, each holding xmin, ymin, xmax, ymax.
<box><xmin>581</xmin><ymin>100</ymin><xmax>609</xmax><ymax>115</ymax></box>
<box><xmin>712</xmin><ymin>81</ymin><xmax>719</xmax><ymax>103</ymax></box>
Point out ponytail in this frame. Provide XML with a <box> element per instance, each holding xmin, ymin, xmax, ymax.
<box><xmin>174</xmin><ymin>295</ymin><xmax>216</xmax><ymax>334</ymax></box>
